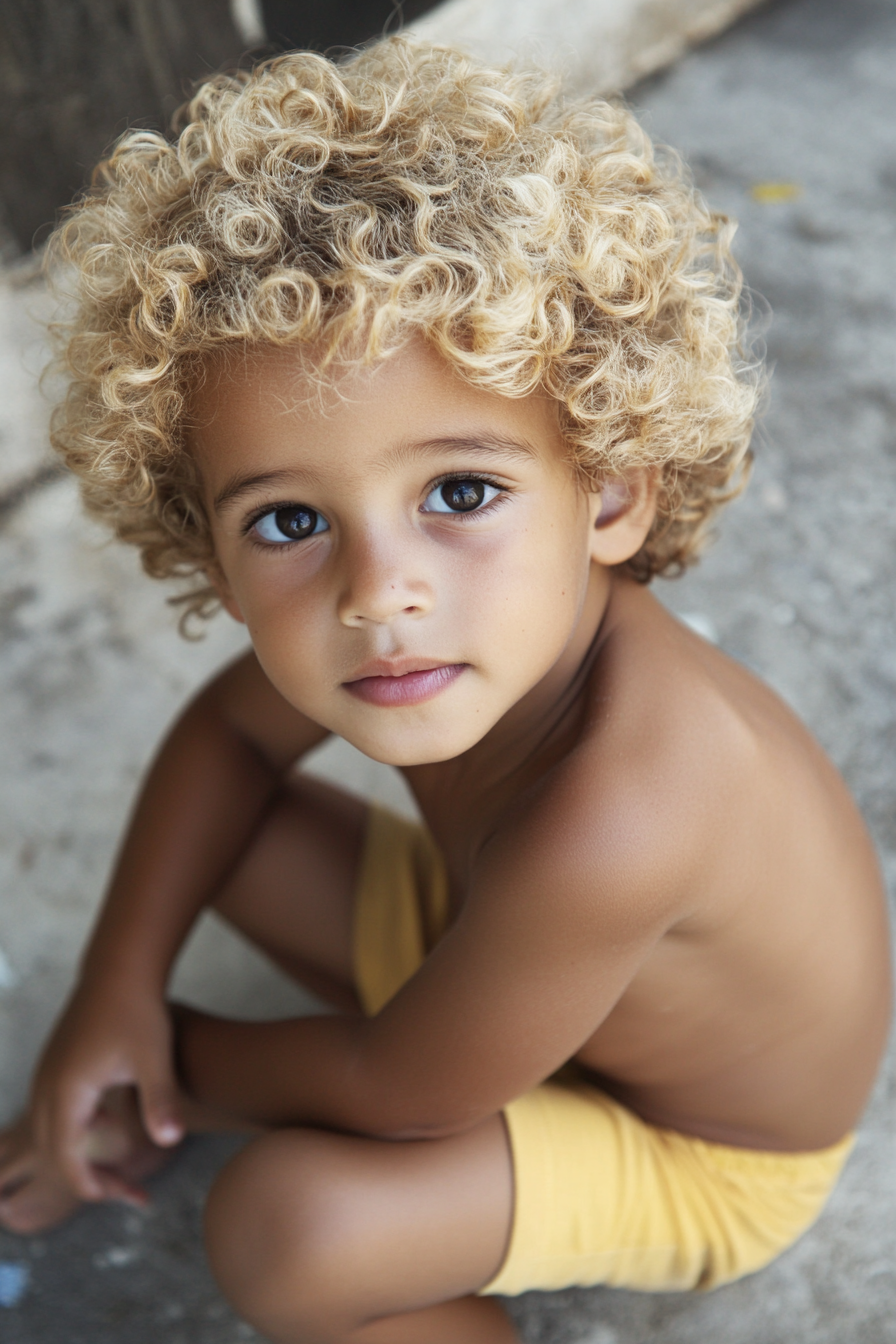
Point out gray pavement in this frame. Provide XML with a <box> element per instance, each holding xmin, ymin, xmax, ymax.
<box><xmin>1</xmin><ymin>0</ymin><xmax>895</xmax><ymax>1338</ymax></box>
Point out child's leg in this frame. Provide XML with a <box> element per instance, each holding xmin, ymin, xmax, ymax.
<box><xmin>0</xmin><ymin>774</ymin><xmax>369</xmax><ymax>1232</ymax></box>
<box><xmin>205</xmin><ymin>1113</ymin><xmax>519</xmax><ymax>1344</ymax></box>
<box><xmin>207</xmin><ymin>781</ymin><xmax>520</xmax><ymax>1340</ymax></box>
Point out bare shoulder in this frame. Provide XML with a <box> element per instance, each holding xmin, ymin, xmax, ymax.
<box><xmin>490</xmin><ymin>575</ymin><xmax>873</xmax><ymax>936</ymax></box>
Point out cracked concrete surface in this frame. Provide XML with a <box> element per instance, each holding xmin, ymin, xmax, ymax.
<box><xmin>1</xmin><ymin>0</ymin><xmax>895</xmax><ymax>1338</ymax></box>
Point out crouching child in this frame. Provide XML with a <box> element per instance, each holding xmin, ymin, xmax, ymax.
<box><xmin>0</xmin><ymin>37</ymin><xmax>890</xmax><ymax>1344</ymax></box>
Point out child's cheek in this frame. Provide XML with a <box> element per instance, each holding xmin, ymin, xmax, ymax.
<box><xmin>450</xmin><ymin>521</ymin><xmax>587</xmax><ymax>669</ymax></box>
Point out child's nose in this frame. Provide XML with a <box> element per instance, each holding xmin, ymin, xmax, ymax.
<box><xmin>336</xmin><ymin>531</ymin><xmax>434</xmax><ymax>627</ymax></box>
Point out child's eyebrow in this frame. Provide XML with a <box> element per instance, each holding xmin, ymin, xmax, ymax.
<box><xmin>213</xmin><ymin>436</ymin><xmax>537</xmax><ymax>515</ymax></box>
<box><xmin>405</xmin><ymin>435</ymin><xmax>539</xmax><ymax>463</ymax></box>
<box><xmin>213</xmin><ymin>470</ymin><xmax>305</xmax><ymax>514</ymax></box>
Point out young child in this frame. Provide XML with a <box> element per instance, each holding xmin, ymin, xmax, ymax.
<box><xmin>0</xmin><ymin>37</ymin><xmax>890</xmax><ymax>1344</ymax></box>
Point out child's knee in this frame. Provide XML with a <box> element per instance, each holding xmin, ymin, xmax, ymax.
<box><xmin>204</xmin><ymin>1128</ymin><xmax>362</xmax><ymax>1337</ymax></box>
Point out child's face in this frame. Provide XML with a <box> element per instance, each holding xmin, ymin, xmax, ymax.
<box><xmin>191</xmin><ymin>338</ymin><xmax>608</xmax><ymax>765</ymax></box>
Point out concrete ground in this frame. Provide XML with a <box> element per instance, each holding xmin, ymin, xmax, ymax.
<box><xmin>1</xmin><ymin>0</ymin><xmax>895</xmax><ymax>1337</ymax></box>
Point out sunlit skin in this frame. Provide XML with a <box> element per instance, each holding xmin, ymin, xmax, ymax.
<box><xmin>204</xmin><ymin>341</ymin><xmax>612</xmax><ymax>770</ymax></box>
<box><xmin>0</xmin><ymin>339</ymin><xmax>891</xmax><ymax>1344</ymax></box>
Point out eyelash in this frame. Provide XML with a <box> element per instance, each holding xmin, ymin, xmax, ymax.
<box><xmin>241</xmin><ymin>473</ymin><xmax>510</xmax><ymax>549</ymax></box>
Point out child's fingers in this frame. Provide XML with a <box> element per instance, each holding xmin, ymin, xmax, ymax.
<box><xmin>0</xmin><ymin>1151</ymin><xmax>34</xmax><ymax>1200</ymax></box>
<box><xmin>88</xmin><ymin>1165</ymin><xmax>149</xmax><ymax>1208</ymax></box>
<box><xmin>40</xmin><ymin>1086</ymin><xmax>109</xmax><ymax>1200</ymax></box>
<box><xmin>138</xmin><ymin>1075</ymin><xmax>185</xmax><ymax>1148</ymax></box>
<box><xmin>59</xmin><ymin>1144</ymin><xmax>108</xmax><ymax>1201</ymax></box>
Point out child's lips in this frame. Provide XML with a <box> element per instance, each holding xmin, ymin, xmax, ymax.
<box><xmin>343</xmin><ymin>662</ymin><xmax>467</xmax><ymax>707</ymax></box>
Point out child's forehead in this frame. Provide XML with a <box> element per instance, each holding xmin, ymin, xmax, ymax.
<box><xmin>191</xmin><ymin>336</ymin><xmax>565</xmax><ymax>468</ymax></box>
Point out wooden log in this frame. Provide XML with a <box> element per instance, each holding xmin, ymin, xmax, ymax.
<box><xmin>0</xmin><ymin>0</ymin><xmax>247</xmax><ymax>252</ymax></box>
<box><xmin>408</xmin><ymin>0</ymin><xmax>768</xmax><ymax>97</ymax></box>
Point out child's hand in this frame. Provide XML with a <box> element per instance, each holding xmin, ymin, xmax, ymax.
<box><xmin>28</xmin><ymin>979</ymin><xmax>184</xmax><ymax>1202</ymax></box>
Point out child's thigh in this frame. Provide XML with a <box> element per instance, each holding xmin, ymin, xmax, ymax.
<box><xmin>204</xmin><ymin>1114</ymin><xmax>513</xmax><ymax>1333</ymax></box>
<box><xmin>213</xmin><ymin>773</ymin><xmax>368</xmax><ymax>1009</ymax></box>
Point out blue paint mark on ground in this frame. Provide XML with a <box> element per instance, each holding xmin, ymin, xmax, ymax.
<box><xmin>0</xmin><ymin>1261</ymin><xmax>30</xmax><ymax>1307</ymax></box>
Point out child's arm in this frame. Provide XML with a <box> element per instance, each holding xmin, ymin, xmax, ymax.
<box><xmin>30</xmin><ymin>651</ymin><xmax>328</xmax><ymax>1201</ymax></box>
<box><xmin>175</xmin><ymin>762</ymin><xmax>683</xmax><ymax>1139</ymax></box>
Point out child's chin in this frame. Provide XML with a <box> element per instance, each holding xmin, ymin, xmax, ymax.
<box><xmin>345</xmin><ymin>722</ymin><xmax>488</xmax><ymax>768</ymax></box>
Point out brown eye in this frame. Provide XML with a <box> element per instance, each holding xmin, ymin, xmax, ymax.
<box><xmin>254</xmin><ymin>506</ymin><xmax>328</xmax><ymax>543</ymax></box>
<box><xmin>442</xmin><ymin>480</ymin><xmax>485</xmax><ymax>511</ymax></box>
<box><xmin>423</xmin><ymin>479</ymin><xmax>499</xmax><ymax>514</ymax></box>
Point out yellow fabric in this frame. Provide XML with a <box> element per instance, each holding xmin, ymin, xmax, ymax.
<box><xmin>352</xmin><ymin>805</ymin><xmax>855</xmax><ymax>1296</ymax></box>
<box><xmin>354</xmin><ymin>805</ymin><xmax>451</xmax><ymax>1016</ymax></box>
<box><xmin>483</xmin><ymin>1085</ymin><xmax>853</xmax><ymax>1294</ymax></box>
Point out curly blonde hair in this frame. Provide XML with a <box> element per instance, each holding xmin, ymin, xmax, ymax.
<box><xmin>48</xmin><ymin>36</ymin><xmax>761</xmax><ymax>622</ymax></box>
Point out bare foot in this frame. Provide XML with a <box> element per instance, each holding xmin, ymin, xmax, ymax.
<box><xmin>0</xmin><ymin>1087</ymin><xmax>175</xmax><ymax>1235</ymax></box>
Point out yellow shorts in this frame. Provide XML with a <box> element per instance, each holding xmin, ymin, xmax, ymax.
<box><xmin>353</xmin><ymin>806</ymin><xmax>854</xmax><ymax>1296</ymax></box>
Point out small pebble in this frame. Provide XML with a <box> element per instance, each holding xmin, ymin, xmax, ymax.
<box><xmin>0</xmin><ymin>1262</ymin><xmax>30</xmax><ymax>1309</ymax></box>
<box><xmin>771</xmin><ymin>602</ymin><xmax>797</xmax><ymax>627</ymax></box>
<box><xmin>92</xmin><ymin>1245</ymin><xmax>139</xmax><ymax>1270</ymax></box>
<box><xmin>760</xmin><ymin>481</ymin><xmax>788</xmax><ymax>515</ymax></box>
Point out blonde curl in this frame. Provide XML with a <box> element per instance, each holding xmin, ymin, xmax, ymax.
<box><xmin>48</xmin><ymin>36</ymin><xmax>762</xmax><ymax>624</ymax></box>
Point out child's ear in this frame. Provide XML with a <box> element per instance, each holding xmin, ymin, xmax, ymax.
<box><xmin>208</xmin><ymin>565</ymin><xmax>246</xmax><ymax>625</ymax></box>
<box><xmin>588</xmin><ymin>468</ymin><xmax>659</xmax><ymax>566</ymax></box>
